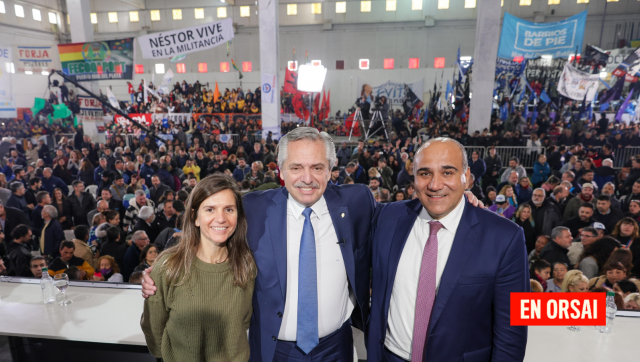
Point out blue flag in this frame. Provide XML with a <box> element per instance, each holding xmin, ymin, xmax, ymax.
<box><xmin>616</xmin><ymin>90</ymin><xmax>635</xmax><ymax>122</ymax></box>
<box><xmin>600</xmin><ymin>102</ymin><xmax>610</xmax><ymax>112</ymax></box>
<box><xmin>500</xmin><ymin>103</ymin><xmax>508</xmax><ymax>121</ymax></box>
<box><xmin>446</xmin><ymin>80</ymin><xmax>452</xmax><ymax>101</ymax></box>
<box><xmin>540</xmin><ymin>90</ymin><xmax>551</xmax><ymax>104</ymax></box>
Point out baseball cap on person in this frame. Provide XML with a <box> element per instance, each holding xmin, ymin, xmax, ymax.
<box><xmin>592</xmin><ymin>222</ymin><xmax>606</xmax><ymax>231</ymax></box>
<box><xmin>268</xmin><ymin>162</ymin><xmax>277</xmax><ymax>170</ymax></box>
<box><xmin>221</xmin><ymin>150</ymin><xmax>228</xmax><ymax>156</ymax></box>
<box><xmin>582</xmin><ymin>183</ymin><xmax>594</xmax><ymax>190</ymax></box>
<box><xmin>496</xmin><ymin>194</ymin><xmax>507</xmax><ymax>203</ymax></box>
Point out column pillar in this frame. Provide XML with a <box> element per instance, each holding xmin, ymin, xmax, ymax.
<box><xmin>258</xmin><ymin>0</ymin><xmax>281</xmax><ymax>138</ymax></box>
<box><xmin>66</xmin><ymin>0</ymin><xmax>100</xmax><ymax>141</ymax></box>
<box><xmin>468</xmin><ymin>0</ymin><xmax>502</xmax><ymax>134</ymax></box>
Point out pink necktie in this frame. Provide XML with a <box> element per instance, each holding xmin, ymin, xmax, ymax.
<box><xmin>411</xmin><ymin>220</ymin><xmax>442</xmax><ymax>362</ymax></box>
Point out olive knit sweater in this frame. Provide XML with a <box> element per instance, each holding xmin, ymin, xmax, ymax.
<box><xmin>141</xmin><ymin>255</ymin><xmax>254</xmax><ymax>362</ymax></box>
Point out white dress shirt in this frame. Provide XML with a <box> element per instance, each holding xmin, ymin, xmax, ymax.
<box><xmin>385</xmin><ymin>197</ymin><xmax>466</xmax><ymax>360</ymax></box>
<box><xmin>278</xmin><ymin>195</ymin><xmax>355</xmax><ymax>341</ymax></box>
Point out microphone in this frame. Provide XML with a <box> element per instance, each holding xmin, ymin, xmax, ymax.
<box><xmin>337</xmin><ymin>238</ymin><xmax>345</xmax><ymax>245</ymax></box>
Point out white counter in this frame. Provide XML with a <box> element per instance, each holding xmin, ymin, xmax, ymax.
<box><xmin>0</xmin><ymin>280</ymin><xmax>146</xmax><ymax>346</ymax></box>
<box><xmin>524</xmin><ymin>317</ymin><xmax>640</xmax><ymax>361</ymax></box>
<box><xmin>2</xmin><ymin>280</ymin><xmax>639</xmax><ymax>360</ymax></box>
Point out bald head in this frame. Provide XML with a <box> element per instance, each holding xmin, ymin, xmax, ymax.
<box><xmin>97</xmin><ymin>200</ymin><xmax>109</xmax><ymax>212</ymax></box>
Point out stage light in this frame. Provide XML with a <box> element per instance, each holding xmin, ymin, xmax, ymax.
<box><xmin>297</xmin><ymin>64</ymin><xmax>327</xmax><ymax>92</ymax></box>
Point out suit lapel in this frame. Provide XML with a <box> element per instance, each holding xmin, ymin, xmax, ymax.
<box><xmin>267</xmin><ymin>188</ymin><xmax>289</xmax><ymax>300</ymax></box>
<box><xmin>428</xmin><ymin>201</ymin><xmax>479</xmax><ymax>331</ymax></box>
<box><xmin>324</xmin><ymin>187</ymin><xmax>356</xmax><ymax>293</ymax></box>
<box><xmin>384</xmin><ymin>199</ymin><xmax>422</xmax><ymax>316</ymax></box>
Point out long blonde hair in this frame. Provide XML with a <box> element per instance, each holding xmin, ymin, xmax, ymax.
<box><xmin>157</xmin><ymin>174</ymin><xmax>255</xmax><ymax>288</ymax></box>
<box><xmin>560</xmin><ymin>270</ymin><xmax>588</xmax><ymax>292</ymax></box>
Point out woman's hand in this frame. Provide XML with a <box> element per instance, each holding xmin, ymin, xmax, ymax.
<box><xmin>141</xmin><ymin>266</ymin><xmax>156</xmax><ymax>298</ymax></box>
<box><xmin>92</xmin><ymin>275</ymin><xmax>105</xmax><ymax>281</ymax></box>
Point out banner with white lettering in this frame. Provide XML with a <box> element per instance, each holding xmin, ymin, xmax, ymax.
<box><xmin>498</xmin><ymin>10</ymin><xmax>587</xmax><ymax>60</ymax></box>
<box><xmin>356</xmin><ymin>78</ymin><xmax>424</xmax><ymax>106</ymax></box>
<box><xmin>261</xmin><ymin>73</ymin><xmax>276</xmax><ymax>104</ymax></box>
<box><xmin>14</xmin><ymin>45</ymin><xmax>60</xmax><ymax>73</ymax></box>
<box><xmin>557</xmin><ymin>63</ymin><xmax>599</xmax><ymax>101</ymax></box>
<box><xmin>58</xmin><ymin>38</ymin><xmax>135</xmax><ymax>81</ymax></box>
<box><xmin>138</xmin><ymin>19</ymin><xmax>234</xmax><ymax>59</ymax></box>
<box><xmin>0</xmin><ymin>44</ymin><xmax>13</xmax><ymax>103</ymax></box>
<box><xmin>115</xmin><ymin>113</ymin><xmax>153</xmax><ymax>127</ymax></box>
<box><xmin>151</xmin><ymin>113</ymin><xmax>192</xmax><ymax>126</ymax></box>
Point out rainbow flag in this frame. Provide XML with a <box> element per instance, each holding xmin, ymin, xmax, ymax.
<box><xmin>231</xmin><ymin>58</ymin><xmax>243</xmax><ymax>79</ymax></box>
<box><xmin>58</xmin><ymin>38</ymin><xmax>134</xmax><ymax>81</ymax></box>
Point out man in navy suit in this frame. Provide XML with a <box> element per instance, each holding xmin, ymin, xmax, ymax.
<box><xmin>368</xmin><ymin>138</ymin><xmax>529</xmax><ymax>362</ymax></box>
<box><xmin>142</xmin><ymin>127</ymin><xmax>378</xmax><ymax>361</ymax></box>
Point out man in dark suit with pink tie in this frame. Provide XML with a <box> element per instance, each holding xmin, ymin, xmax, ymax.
<box><xmin>368</xmin><ymin>138</ymin><xmax>529</xmax><ymax>362</ymax></box>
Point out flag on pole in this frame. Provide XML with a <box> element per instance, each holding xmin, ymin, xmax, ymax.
<box><xmin>214</xmin><ymin>81</ymin><xmax>221</xmax><ymax>103</ymax></box>
<box><xmin>170</xmin><ymin>54</ymin><xmax>187</xmax><ymax>63</ymax></box>
<box><xmin>284</xmin><ymin>68</ymin><xmax>298</xmax><ymax>94</ymax></box>
<box><xmin>231</xmin><ymin>59</ymin><xmax>243</xmax><ymax>79</ymax></box>
<box><xmin>320</xmin><ymin>88</ymin><xmax>326</xmax><ymax>119</ymax></box>
<box><xmin>616</xmin><ymin>90</ymin><xmax>635</xmax><ymax>122</ymax></box>
<box><xmin>598</xmin><ymin>77</ymin><xmax>625</xmax><ymax>104</ymax></box>
<box><xmin>324</xmin><ymin>90</ymin><xmax>331</xmax><ymax>120</ymax></box>
<box><xmin>107</xmin><ymin>88</ymin><xmax>120</xmax><ymax>110</ymax></box>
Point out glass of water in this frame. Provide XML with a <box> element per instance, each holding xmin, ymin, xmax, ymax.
<box><xmin>53</xmin><ymin>274</ymin><xmax>71</xmax><ymax>306</ymax></box>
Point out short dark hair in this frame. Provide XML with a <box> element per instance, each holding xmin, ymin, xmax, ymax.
<box><xmin>101</xmin><ymin>188</ymin><xmax>112</xmax><ymax>194</ymax></box>
<box><xmin>11</xmin><ymin>224</ymin><xmax>31</xmax><ymax>240</ymax></box>
<box><xmin>580</xmin><ymin>203</ymin><xmax>595</xmax><ymax>210</ymax></box>
<box><xmin>582</xmin><ymin>227</ymin><xmax>597</xmax><ymax>236</ymax></box>
<box><xmin>60</xmin><ymin>240</ymin><xmax>75</xmax><ymax>250</ymax></box>
<box><xmin>29</xmin><ymin>177</ymin><xmax>41</xmax><ymax>186</ymax></box>
<box><xmin>106</xmin><ymin>226</ymin><xmax>121</xmax><ymax>242</ymax></box>
<box><xmin>36</xmin><ymin>191</ymin><xmax>49</xmax><ymax>204</ymax></box>
<box><xmin>531</xmin><ymin>259</ymin><xmax>551</xmax><ymax>273</ymax></box>
<box><xmin>30</xmin><ymin>256</ymin><xmax>45</xmax><ymax>266</ymax></box>
<box><xmin>583</xmin><ymin>169</ymin><xmax>594</xmax><ymax>175</ymax></box>
<box><xmin>597</xmin><ymin>195</ymin><xmax>611</xmax><ymax>202</ymax></box>
<box><xmin>509</xmin><ymin>157</ymin><xmax>519</xmax><ymax>164</ymax></box>
<box><xmin>72</xmin><ymin>180</ymin><xmax>84</xmax><ymax>188</ymax></box>
<box><xmin>74</xmin><ymin>225</ymin><xmax>89</xmax><ymax>240</ymax></box>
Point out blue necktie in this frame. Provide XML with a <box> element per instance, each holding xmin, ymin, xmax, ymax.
<box><xmin>297</xmin><ymin>207</ymin><xmax>318</xmax><ymax>354</ymax></box>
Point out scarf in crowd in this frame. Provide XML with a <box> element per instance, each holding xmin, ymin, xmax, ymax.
<box><xmin>535</xmin><ymin>273</ymin><xmax>548</xmax><ymax>290</ymax></box>
<box><xmin>579</xmin><ymin>193</ymin><xmax>593</xmax><ymax>203</ymax></box>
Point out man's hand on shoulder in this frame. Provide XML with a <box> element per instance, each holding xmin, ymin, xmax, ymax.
<box><xmin>141</xmin><ymin>265</ymin><xmax>156</xmax><ymax>299</ymax></box>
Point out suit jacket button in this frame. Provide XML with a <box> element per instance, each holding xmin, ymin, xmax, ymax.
<box><xmin>380</xmin><ymin>339</ymin><xmax>384</xmax><ymax>345</ymax></box>
<box><xmin>277</xmin><ymin>312</ymin><xmax>283</xmax><ymax>318</ymax></box>
<box><xmin>272</xmin><ymin>336</ymin><xmax>277</xmax><ymax>341</ymax></box>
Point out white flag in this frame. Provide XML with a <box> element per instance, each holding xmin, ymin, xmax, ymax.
<box><xmin>157</xmin><ymin>69</ymin><xmax>174</xmax><ymax>96</ymax></box>
<box><xmin>106</xmin><ymin>88</ymin><xmax>120</xmax><ymax>110</ymax></box>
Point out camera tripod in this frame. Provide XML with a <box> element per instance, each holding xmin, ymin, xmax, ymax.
<box><xmin>364</xmin><ymin>109</ymin><xmax>389</xmax><ymax>141</ymax></box>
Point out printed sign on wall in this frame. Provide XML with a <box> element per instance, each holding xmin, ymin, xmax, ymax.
<box><xmin>498</xmin><ymin>11</ymin><xmax>587</xmax><ymax>60</ymax></box>
<box><xmin>138</xmin><ymin>19</ymin><xmax>234</xmax><ymax>59</ymax></box>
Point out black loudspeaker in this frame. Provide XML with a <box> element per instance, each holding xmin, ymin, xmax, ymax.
<box><xmin>551</xmin><ymin>9</ymin><xmax>555</xmax><ymax>15</ymax></box>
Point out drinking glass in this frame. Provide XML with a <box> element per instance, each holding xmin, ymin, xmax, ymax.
<box><xmin>53</xmin><ymin>274</ymin><xmax>71</xmax><ymax>306</ymax></box>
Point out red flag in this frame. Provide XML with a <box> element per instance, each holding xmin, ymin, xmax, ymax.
<box><xmin>320</xmin><ymin>89</ymin><xmax>326</xmax><ymax>120</ymax></box>
<box><xmin>284</xmin><ymin>69</ymin><xmax>298</xmax><ymax>94</ymax></box>
<box><xmin>292</xmin><ymin>91</ymin><xmax>305</xmax><ymax>119</ymax></box>
<box><xmin>344</xmin><ymin>112</ymin><xmax>361</xmax><ymax>137</ymax></box>
<box><xmin>313</xmin><ymin>93</ymin><xmax>321</xmax><ymax>116</ymax></box>
<box><xmin>324</xmin><ymin>90</ymin><xmax>331</xmax><ymax>120</ymax></box>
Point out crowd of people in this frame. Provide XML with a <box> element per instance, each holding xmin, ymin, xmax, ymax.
<box><xmin>1</xmin><ymin>91</ymin><xmax>640</xmax><ymax>312</ymax></box>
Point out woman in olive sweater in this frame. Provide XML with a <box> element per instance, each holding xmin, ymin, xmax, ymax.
<box><xmin>141</xmin><ymin>175</ymin><xmax>256</xmax><ymax>361</ymax></box>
